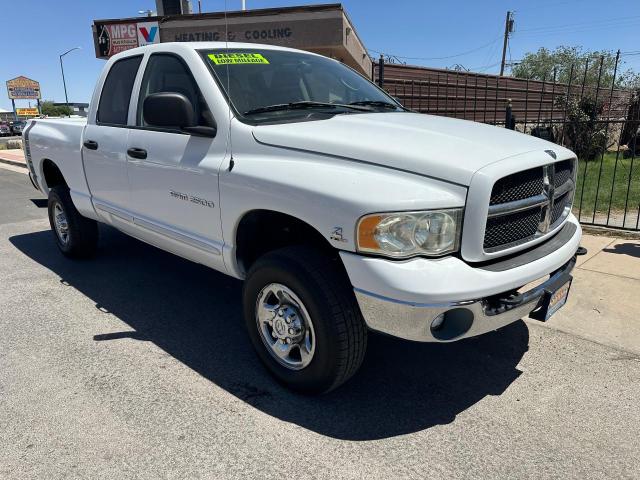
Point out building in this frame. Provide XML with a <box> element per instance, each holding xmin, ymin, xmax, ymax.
<box><xmin>155</xmin><ymin>0</ymin><xmax>192</xmax><ymax>16</ymax></box>
<box><xmin>53</xmin><ymin>103</ymin><xmax>90</xmax><ymax>117</ymax></box>
<box><xmin>92</xmin><ymin>3</ymin><xmax>371</xmax><ymax>76</ymax></box>
<box><xmin>0</xmin><ymin>108</ymin><xmax>13</xmax><ymax>123</ymax></box>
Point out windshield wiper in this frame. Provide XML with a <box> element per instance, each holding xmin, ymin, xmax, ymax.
<box><xmin>348</xmin><ymin>100</ymin><xmax>401</xmax><ymax>110</ymax></box>
<box><xmin>243</xmin><ymin>101</ymin><xmax>370</xmax><ymax>116</ymax></box>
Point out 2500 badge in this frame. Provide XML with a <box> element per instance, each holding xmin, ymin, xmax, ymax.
<box><xmin>170</xmin><ymin>190</ymin><xmax>215</xmax><ymax>208</ymax></box>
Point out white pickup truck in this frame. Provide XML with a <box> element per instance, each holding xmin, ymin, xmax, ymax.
<box><xmin>24</xmin><ymin>42</ymin><xmax>582</xmax><ymax>393</ymax></box>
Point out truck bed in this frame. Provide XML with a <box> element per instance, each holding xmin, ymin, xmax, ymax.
<box><xmin>26</xmin><ymin>117</ymin><xmax>93</xmax><ymax>218</ymax></box>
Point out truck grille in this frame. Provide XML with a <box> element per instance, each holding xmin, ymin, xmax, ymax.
<box><xmin>490</xmin><ymin>166</ymin><xmax>544</xmax><ymax>205</ymax></box>
<box><xmin>484</xmin><ymin>209</ymin><xmax>541</xmax><ymax>249</ymax></box>
<box><xmin>484</xmin><ymin>159</ymin><xmax>575</xmax><ymax>252</ymax></box>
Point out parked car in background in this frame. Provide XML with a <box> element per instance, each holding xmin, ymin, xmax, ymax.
<box><xmin>0</xmin><ymin>123</ymin><xmax>12</xmax><ymax>136</ymax></box>
<box><xmin>11</xmin><ymin>121</ymin><xmax>26</xmax><ymax>136</ymax></box>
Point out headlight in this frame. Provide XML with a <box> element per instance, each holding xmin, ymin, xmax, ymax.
<box><xmin>357</xmin><ymin>209</ymin><xmax>462</xmax><ymax>258</ymax></box>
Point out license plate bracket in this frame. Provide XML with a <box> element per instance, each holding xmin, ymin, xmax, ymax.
<box><xmin>529</xmin><ymin>278</ymin><xmax>572</xmax><ymax>321</ymax></box>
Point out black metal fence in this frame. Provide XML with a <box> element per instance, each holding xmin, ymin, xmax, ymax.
<box><xmin>375</xmin><ymin>55</ymin><xmax>640</xmax><ymax>231</ymax></box>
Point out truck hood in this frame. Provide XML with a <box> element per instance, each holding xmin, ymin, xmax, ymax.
<box><xmin>252</xmin><ymin>112</ymin><xmax>572</xmax><ymax>185</ymax></box>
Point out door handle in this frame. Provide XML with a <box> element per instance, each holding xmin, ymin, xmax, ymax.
<box><xmin>83</xmin><ymin>140</ymin><xmax>98</xmax><ymax>150</ymax></box>
<box><xmin>127</xmin><ymin>147</ymin><xmax>147</xmax><ymax>160</ymax></box>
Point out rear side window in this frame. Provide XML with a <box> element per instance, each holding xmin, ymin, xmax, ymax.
<box><xmin>97</xmin><ymin>56</ymin><xmax>142</xmax><ymax>125</ymax></box>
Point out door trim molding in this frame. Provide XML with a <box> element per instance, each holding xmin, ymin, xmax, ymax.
<box><xmin>93</xmin><ymin>200</ymin><xmax>222</xmax><ymax>255</ymax></box>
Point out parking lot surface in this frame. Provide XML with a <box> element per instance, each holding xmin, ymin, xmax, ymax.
<box><xmin>1</xmin><ymin>166</ymin><xmax>639</xmax><ymax>479</ymax></box>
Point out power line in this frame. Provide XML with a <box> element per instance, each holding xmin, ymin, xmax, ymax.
<box><xmin>515</xmin><ymin>21</ymin><xmax>640</xmax><ymax>40</ymax></box>
<box><xmin>367</xmin><ymin>35</ymin><xmax>502</xmax><ymax>61</ymax></box>
<box><xmin>517</xmin><ymin>15</ymin><xmax>640</xmax><ymax>33</ymax></box>
<box><xmin>472</xmin><ymin>61</ymin><xmax>502</xmax><ymax>73</ymax></box>
<box><xmin>513</xmin><ymin>0</ymin><xmax>584</xmax><ymax>13</ymax></box>
<box><xmin>477</xmin><ymin>31</ymin><xmax>503</xmax><ymax>70</ymax></box>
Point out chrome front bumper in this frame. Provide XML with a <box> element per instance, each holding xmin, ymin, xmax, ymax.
<box><xmin>354</xmin><ymin>255</ymin><xmax>576</xmax><ymax>343</ymax></box>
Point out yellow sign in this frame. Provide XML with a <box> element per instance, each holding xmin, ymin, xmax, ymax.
<box><xmin>16</xmin><ymin>108</ymin><xmax>40</xmax><ymax>117</ymax></box>
<box><xmin>6</xmin><ymin>76</ymin><xmax>41</xmax><ymax>100</ymax></box>
<box><xmin>208</xmin><ymin>53</ymin><xmax>270</xmax><ymax>65</ymax></box>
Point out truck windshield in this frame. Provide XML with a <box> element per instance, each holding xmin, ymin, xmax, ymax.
<box><xmin>201</xmin><ymin>48</ymin><xmax>403</xmax><ymax>123</ymax></box>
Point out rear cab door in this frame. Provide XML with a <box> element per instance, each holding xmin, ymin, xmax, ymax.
<box><xmin>83</xmin><ymin>55</ymin><xmax>142</xmax><ymax>220</ymax></box>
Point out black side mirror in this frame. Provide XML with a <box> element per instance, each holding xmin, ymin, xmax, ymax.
<box><xmin>144</xmin><ymin>92</ymin><xmax>195</xmax><ymax>128</ymax></box>
<box><xmin>143</xmin><ymin>92</ymin><xmax>216</xmax><ymax>137</ymax></box>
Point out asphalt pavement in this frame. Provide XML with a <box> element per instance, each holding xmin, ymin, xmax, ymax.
<box><xmin>1</xmin><ymin>166</ymin><xmax>639</xmax><ymax>479</ymax></box>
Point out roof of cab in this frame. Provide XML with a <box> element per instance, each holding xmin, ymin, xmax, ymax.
<box><xmin>110</xmin><ymin>41</ymin><xmax>316</xmax><ymax>61</ymax></box>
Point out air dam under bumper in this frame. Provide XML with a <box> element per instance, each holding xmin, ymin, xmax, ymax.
<box><xmin>340</xmin><ymin>215</ymin><xmax>581</xmax><ymax>342</ymax></box>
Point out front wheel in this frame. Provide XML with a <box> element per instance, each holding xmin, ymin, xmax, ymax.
<box><xmin>243</xmin><ymin>246</ymin><xmax>367</xmax><ymax>394</ymax></box>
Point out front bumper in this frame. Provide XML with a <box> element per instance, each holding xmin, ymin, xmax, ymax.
<box><xmin>341</xmin><ymin>215</ymin><xmax>581</xmax><ymax>342</ymax></box>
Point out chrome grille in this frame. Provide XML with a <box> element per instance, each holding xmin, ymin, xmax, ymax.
<box><xmin>484</xmin><ymin>208</ymin><xmax>542</xmax><ymax>249</ymax></box>
<box><xmin>551</xmin><ymin>191</ymin><xmax>571</xmax><ymax>224</ymax></box>
<box><xmin>554</xmin><ymin>159</ymin><xmax>573</xmax><ymax>187</ymax></box>
<box><xmin>490</xmin><ymin>166</ymin><xmax>544</xmax><ymax>205</ymax></box>
<box><xmin>484</xmin><ymin>158</ymin><xmax>575</xmax><ymax>252</ymax></box>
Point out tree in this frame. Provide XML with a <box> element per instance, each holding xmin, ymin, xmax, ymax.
<box><xmin>512</xmin><ymin>46</ymin><xmax>638</xmax><ymax>88</ymax></box>
<box><xmin>40</xmin><ymin>101</ymin><xmax>73</xmax><ymax>117</ymax></box>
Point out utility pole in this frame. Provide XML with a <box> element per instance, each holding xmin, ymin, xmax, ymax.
<box><xmin>499</xmin><ymin>11</ymin><xmax>514</xmax><ymax>76</ymax></box>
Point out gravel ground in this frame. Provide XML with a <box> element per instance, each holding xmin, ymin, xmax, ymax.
<box><xmin>1</xmin><ymin>167</ymin><xmax>639</xmax><ymax>479</ymax></box>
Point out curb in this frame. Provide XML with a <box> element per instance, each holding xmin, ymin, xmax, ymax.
<box><xmin>0</xmin><ymin>157</ymin><xmax>27</xmax><ymax>169</ymax></box>
<box><xmin>581</xmin><ymin>224</ymin><xmax>640</xmax><ymax>240</ymax></box>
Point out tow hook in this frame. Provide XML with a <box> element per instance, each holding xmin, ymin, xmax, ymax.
<box><xmin>576</xmin><ymin>246</ymin><xmax>588</xmax><ymax>256</ymax></box>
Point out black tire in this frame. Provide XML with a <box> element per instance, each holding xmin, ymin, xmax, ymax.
<box><xmin>243</xmin><ymin>246</ymin><xmax>367</xmax><ymax>394</ymax></box>
<box><xmin>47</xmin><ymin>186</ymin><xmax>98</xmax><ymax>258</ymax></box>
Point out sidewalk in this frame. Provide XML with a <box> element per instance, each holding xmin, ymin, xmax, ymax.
<box><xmin>539</xmin><ymin>233</ymin><xmax>640</xmax><ymax>354</ymax></box>
<box><xmin>0</xmin><ymin>149</ymin><xmax>26</xmax><ymax>169</ymax></box>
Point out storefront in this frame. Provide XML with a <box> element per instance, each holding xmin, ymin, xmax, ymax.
<box><xmin>92</xmin><ymin>4</ymin><xmax>371</xmax><ymax>76</ymax></box>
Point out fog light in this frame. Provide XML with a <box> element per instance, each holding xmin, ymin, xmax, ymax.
<box><xmin>431</xmin><ymin>313</ymin><xmax>445</xmax><ymax>331</ymax></box>
<box><xmin>430</xmin><ymin>308</ymin><xmax>475</xmax><ymax>340</ymax></box>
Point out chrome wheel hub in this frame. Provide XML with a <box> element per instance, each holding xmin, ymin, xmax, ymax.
<box><xmin>255</xmin><ymin>283</ymin><xmax>315</xmax><ymax>370</ymax></box>
<box><xmin>53</xmin><ymin>203</ymin><xmax>69</xmax><ymax>245</ymax></box>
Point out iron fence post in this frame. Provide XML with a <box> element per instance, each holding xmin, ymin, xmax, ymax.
<box><xmin>589</xmin><ymin>56</ymin><xmax>606</xmax><ymax>223</ymax></box>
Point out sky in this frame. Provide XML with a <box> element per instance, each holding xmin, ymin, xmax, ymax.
<box><xmin>1</xmin><ymin>0</ymin><xmax>639</xmax><ymax>112</ymax></box>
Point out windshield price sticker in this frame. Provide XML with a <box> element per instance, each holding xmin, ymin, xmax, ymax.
<box><xmin>208</xmin><ymin>53</ymin><xmax>270</xmax><ymax>65</ymax></box>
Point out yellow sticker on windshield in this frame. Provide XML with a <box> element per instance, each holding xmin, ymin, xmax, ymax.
<box><xmin>208</xmin><ymin>53</ymin><xmax>269</xmax><ymax>65</ymax></box>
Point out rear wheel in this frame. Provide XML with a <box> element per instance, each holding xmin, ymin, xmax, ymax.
<box><xmin>47</xmin><ymin>186</ymin><xmax>98</xmax><ymax>258</ymax></box>
<box><xmin>243</xmin><ymin>246</ymin><xmax>367</xmax><ymax>394</ymax></box>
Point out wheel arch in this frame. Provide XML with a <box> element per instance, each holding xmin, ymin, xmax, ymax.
<box><xmin>234</xmin><ymin>209</ymin><xmax>336</xmax><ymax>275</ymax></box>
<box><xmin>40</xmin><ymin>158</ymin><xmax>68</xmax><ymax>192</ymax></box>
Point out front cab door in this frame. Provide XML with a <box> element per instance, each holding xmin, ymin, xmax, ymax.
<box><xmin>125</xmin><ymin>53</ymin><xmax>227</xmax><ymax>270</ymax></box>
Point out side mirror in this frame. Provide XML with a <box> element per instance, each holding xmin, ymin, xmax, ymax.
<box><xmin>144</xmin><ymin>92</ymin><xmax>196</xmax><ymax>128</ymax></box>
<box><xmin>143</xmin><ymin>92</ymin><xmax>216</xmax><ymax>137</ymax></box>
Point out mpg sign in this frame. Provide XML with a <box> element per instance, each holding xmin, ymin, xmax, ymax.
<box><xmin>96</xmin><ymin>21</ymin><xmax>160</xmax><ymax>58</ymax></box>
<box><xmin>6</xmin><ymin>76</ymin><xmax>41</xmax><ymax>100</ymax></box>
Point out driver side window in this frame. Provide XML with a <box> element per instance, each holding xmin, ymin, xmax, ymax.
<box><xmin>137</xmin><ymin>54</ymin><xmax>215</xmax><ymax>129</ymax></box>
